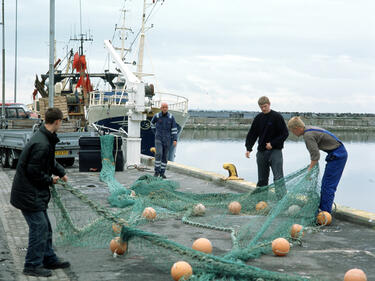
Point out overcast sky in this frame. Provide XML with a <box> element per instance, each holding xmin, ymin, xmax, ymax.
<box><xmin>2</xmin><ymin>0</ymin><xmax>375</xmax><ymax>113</ymax></box>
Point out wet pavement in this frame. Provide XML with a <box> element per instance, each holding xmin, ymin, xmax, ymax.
<box><xmin>0</xmin><ymin>163</ymin><xmax>374</xmax><ymax>281</ymax></box>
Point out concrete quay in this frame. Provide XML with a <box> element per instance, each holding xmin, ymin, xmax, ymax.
<box><xmin>0</xmin><ymin>158</ymin><xmax>374</xmax><ymax>281</ymax></box>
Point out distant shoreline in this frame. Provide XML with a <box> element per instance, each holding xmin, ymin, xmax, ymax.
<box><xmin>185</xmin><ymin>110</ymin><xmax>375</xmax><ymax>131</ymax></box>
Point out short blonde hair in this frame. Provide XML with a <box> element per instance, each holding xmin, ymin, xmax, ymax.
<box><xmin>258</xmin><ymin>96</ymin><xmax>270</xmax><ymax>106</ymax></box>
<box><xmin>287</xmin><ymin>116</ymin><xmax>305</xmax><ymax>130</ymax></box>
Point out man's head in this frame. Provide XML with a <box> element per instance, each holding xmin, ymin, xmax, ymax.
<box><xmin>258</xmin><ymin>96</ymin><xmax>271</xmax><ymax>114</ymax></box>
<box><xmin>45</xmin><ymin>107</ymin><xmax>63</xmax><ymax>133</ymax></box>
<box><xmin>287</xmin><ymin>116</ymin><xmax>305</xmax><ymax>136</ymax></box>
<box><xmin>160</xmin><ymin>103</ymin><xmax>168</xmax><ymax>114</ymax></box>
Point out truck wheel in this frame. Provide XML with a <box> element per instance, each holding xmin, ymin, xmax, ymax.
<box><xmin>9</xmin><ymin>150</ymin><xmax>18</xmax><ymax>169</ymax></box>
<box><xmin>1</xmin><ymin>149</ymin><xmax>9</xmax><ymax>168</ymax></box>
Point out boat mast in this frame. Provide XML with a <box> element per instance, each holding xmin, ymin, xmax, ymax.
<box><xmin>136</xmin><ymin>0</ymin><xmax>146</xmax><ymax>80</ymax></box>
<box><xmin>48</xmin><ymin>0</ymin><xmax>55</xmax><ymax>107</ymax></box>
<box><xmin>115</xmin><ymin>1</ymin><xmax>132</xmax><ymax>61</ymax></box>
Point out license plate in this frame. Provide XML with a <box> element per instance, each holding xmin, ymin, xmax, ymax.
<box><xmin>55</xmin><ymin>150</ymin><xmax>69</xmax><ymax>156</ymax></box>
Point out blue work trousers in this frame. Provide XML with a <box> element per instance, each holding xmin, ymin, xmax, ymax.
<box><xmin>21</xmin><ymin>210</ymin><xmax>58</xmax><ymax>268</ymax></box>
<box><xmin>320</xmin><ymin>144</ymin><xmax>348</xmax><ymax>212</ymax></box>
<box><xmin>155</xmin><ymin>139</ymin><xmax>169</xmax><ymax>175</ymax></box>
<box><xmin>256</xmin><ymin>149</ymin><xmax>286</xmax><ymax>199</ymax></box>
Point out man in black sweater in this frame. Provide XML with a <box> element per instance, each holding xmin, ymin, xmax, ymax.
<box><xmin>10</xmin><ymin>108</ymin><xmax>70</xmax><ymax>277</ymax></box>
<box><xmin>245</xmin><ymin>96</ymin><xmax>289</xmax><ymax>199</ymax></box>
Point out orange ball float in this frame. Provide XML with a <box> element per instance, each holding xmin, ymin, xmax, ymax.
<box><xmin>109</xmin><ymin>237</ymin><xmax>127</xmax><ymax>255</ymax></box>
<box><xmin>142</xmin><ymin>207</ymin><xmax>157</xmax><ymax>220</ymax></box>
<box><xmin>171</xmin><ymin>261</ymin><xmax>193</xmax><ymax>281</ymax></box>
<box><xmin>228</xmin><ymin>201</ymin><xmax>241</xmax><ymax>215</ymax></box>
<box><xmin>316</xmin><ymin>211</ymin><xmax>332</xmax><ymax>226</ymax></box>
<box><xmin>344</xmin><ymin>268</ymin><xmax>367</xmax><ymax>281</ymax></box>
<box><xmin>272</xmin><ymin>238</ymin><xmax>290</xmax><ymax>256</ymax></box>
<box><xmin>192</xmin><ymin>238</ymin><xmax>213</xmax><ymax>254</ymax></box>
<box><xmin>256</xmin><ymin>201</ymin><xmax>268</xmax><ymax>211</ymax></box>
<box><xmin>290</xmin><ymin>224</ymin><xmax>304</xmax><ymax>239</ymax></box>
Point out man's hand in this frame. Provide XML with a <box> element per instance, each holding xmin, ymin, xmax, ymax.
<box><xmin>173</xmin><ymin>141</ymin><xmax>177</xmax><ymax>147</ymax></box>
<box><xmin>52</xmin><ymin>176</ymin><xmax>59</xmax><ymax>184</ymax></box>
<box><xmin>245</xmin><ymin>151</ymin><xmax>250</xmax><ymax>158</ymax></box>
<box><xmin>266</xmin><ymin>142</ymin><xmax>272</xmax><ymax>150</ymax></box>
<box><xmin>60</xmin><ymin>175</ymin><xmax>68</xmax><ymax>182</ymax></box>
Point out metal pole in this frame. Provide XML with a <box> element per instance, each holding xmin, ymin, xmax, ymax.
<box><xmin>48</xmin><ymin>0</ymin><xmax>55</xmax><ymax>107</ymax></box>
<box><xmin>14</xmin><ymin>0</ymin><xmax>17</xmax><ymax>102</ymax></box>
<box><xmin>1</xmin><ymin>0</ymin><xmax>5</xmax><ymax>120</ymax></box>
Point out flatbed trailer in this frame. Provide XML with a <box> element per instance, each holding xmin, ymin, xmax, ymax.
<box><xmin>0</xmin><ymin>125</ymin><xmax>94</xmax><ymax>168</ymax></box>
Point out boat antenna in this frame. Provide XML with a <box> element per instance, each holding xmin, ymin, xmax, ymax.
<box><xmin>70</xmin><ymin>0</ymin><xmax>93</xmax><ymax>55</ymax></box>
<box><xmin>114</xmin><ymin>1</ymin><xmax>133</xmax><ymax>61</ymax></box>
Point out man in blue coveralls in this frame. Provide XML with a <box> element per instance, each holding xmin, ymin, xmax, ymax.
<box><xmin>151</xmin><ymin>102</ymin><xmax>178</xmax><ymax>178</ymax></box>
<box><xmin>288</xmin><ymin>116</ymin><xmax>348</xmax><ymax>213</ymax></box>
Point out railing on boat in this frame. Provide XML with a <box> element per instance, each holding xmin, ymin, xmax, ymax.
<box><xmin>88</xmin><ymin>91</ymin><xmax>188</xmax><ymax>114</ymax></box>
<box><xmin>153</xmin><ymin>92</ymin><xmax>188</xmax><ymax>114</ymax></box>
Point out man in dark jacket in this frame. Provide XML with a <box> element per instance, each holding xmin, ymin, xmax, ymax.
<box><xmin>151</xmin><ymin>102</ymin><xmax>177</xmax><ymax>178</ymax></box>
<box><xmin>245</xmin><ymin>96</ymin><xmax>289</xmax><ymax>199</ymax></box>
<box><xmin>10</xmin><ymin>108</ymin><xmax>70</xmax><ymax>277</ymax></box>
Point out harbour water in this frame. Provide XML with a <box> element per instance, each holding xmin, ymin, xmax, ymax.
<box><xmin>176</xmin><ymin>129</ymin><xmax>375</xmax><ymax>213</ymax></box>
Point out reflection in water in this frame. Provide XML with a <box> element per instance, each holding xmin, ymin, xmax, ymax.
<box><xmin>181</xmin><ymin>129</ymin><xmax>375</xmax><ymax>143</ymax></box>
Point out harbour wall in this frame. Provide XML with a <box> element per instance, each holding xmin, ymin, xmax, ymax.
<box><xmin>185</xmin><ymin>110</ymin><xmax>375</xmax><ymax>131</ymax></box>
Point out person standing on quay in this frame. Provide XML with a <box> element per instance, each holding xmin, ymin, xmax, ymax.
<box><xmin>287</xmin><ymin>116</ymin><xmax>348</xmax><ymax>213</ymax></box>
<box><xmin>10</xmin><ymin>108</ymin><xmax>70</xmax><ymax>277</ymax></box>
<box><xmin>245</xmin><ymin>96</ymin><xmax>289</xmax><ymax>199</ymax></box>
<box><xmin>151</xmin><ymin>102</ymin><xmax>178</xmax><ymax>178</ymax></box>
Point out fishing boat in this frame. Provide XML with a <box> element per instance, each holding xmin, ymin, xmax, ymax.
<box><xmin>86</xmin><ymin>0</ymin><xmax>189</xmax><ymax>160</ymax></box>
<box><xmin>32</xmin><ymin>0</ymin><xmax>189</xmax><ymax>160</ymax></box>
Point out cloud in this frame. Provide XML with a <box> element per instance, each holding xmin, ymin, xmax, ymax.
<box><xmin>3</xmin><ymin>0</ymin><xmax>374</xmax><ymax>113</ymax></box>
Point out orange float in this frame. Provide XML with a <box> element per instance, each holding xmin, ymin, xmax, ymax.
<box><xmin>290</xmin><ymin>224</ymin><xmax>304</xmax><ymax>239</ymax></box>
<box><xmin>142</xmin><ymin>207</ymin><xmax>157</xmax><ymax>220</ymax></box>
<box><xmin>228</xmin><ymin>201</ymin><xmax>241</xmax><ymax>215</ymax></box>
<box><xmin>256</xmin><ymin>201</ymin><xmax>268</xmax><ymax>211</ymax></box>
<box><xmin>171</xmin><ymin>261</ymin><xmax>193</xmax><ymax>281</ymax></box>
<box><xmin>316</xmin><ymin>211</ymin><xmax>332</xmax><ymax>226</ymax></box>
<box><xmin>344</xmin><ymin>268</ymin><xmax>367</xmax><ymax>281</ymax></box>
<box><xmin>109</xmin><ymin>237</ymin><xmax>127</xmax><ymax>255</ymax></box>
<box><xmin>192</xmin><ymin>238</ymin><xmax>213</xmax><ymax>254</ymax></box>
<box><xmin>272</xmin><ymin>237</ymin><xmax>290</xmax><ymax>256</ymax></box>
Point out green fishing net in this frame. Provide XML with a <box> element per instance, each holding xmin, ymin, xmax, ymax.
<box><xmin>51</xmin><ymin>134</ymin><xmax>323</xmax><ymax>280</ymax></box>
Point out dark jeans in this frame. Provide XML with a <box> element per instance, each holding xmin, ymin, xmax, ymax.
<box><xmin>21</xmin><ymin>210</ymin><xmax>58</xmax><ymax>268</ymax></box>
<box><xmin>256</xmin><ymin>149</ymin><xmax>286</xmax><ymax>199</ymax></box>
<box><xmin>155</xmin><ymin>139</ymin><xmax>169</xmax><ymax>175</ymax></box>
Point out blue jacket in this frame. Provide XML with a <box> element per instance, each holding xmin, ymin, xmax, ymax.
<box><xmin>151</xmin><ymin>112</ymin><xmax>178</xmax><ymax>143</ymax></box>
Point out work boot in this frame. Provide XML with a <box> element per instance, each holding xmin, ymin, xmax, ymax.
<box><xmin>160</xmin><ymin>174</ymin><xmax>166</xmax><ymax>179</ymax></box>
<box><xmin>44</xmin><ymin>259</ymin><xmax>71</xmax><ymax>269</ymax></box>
<box><xmin>23</xmin><ymin>266</ymin><xmax>52</xmax><ymax>277</ymax></box>
<box><xmin>154</xmin><ymin>172</ymin><xmax>160</xmax><ymax>177</ymax></box>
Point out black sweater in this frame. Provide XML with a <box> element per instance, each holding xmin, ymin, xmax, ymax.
<box><xmin>245</xmin><ymin>110</ymin><xmax>289</xmax><ymax>152</ymax></box>
<box><xmin>10</xmin><ymin>125</ymin><xmax>65</xmax><ymax>211</ymax></box>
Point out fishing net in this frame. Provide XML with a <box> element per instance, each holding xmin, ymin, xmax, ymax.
<box><xmin>51</xmin><ymin>134</ymin><xmax>323</xmax><ymax>281</ymax></box>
